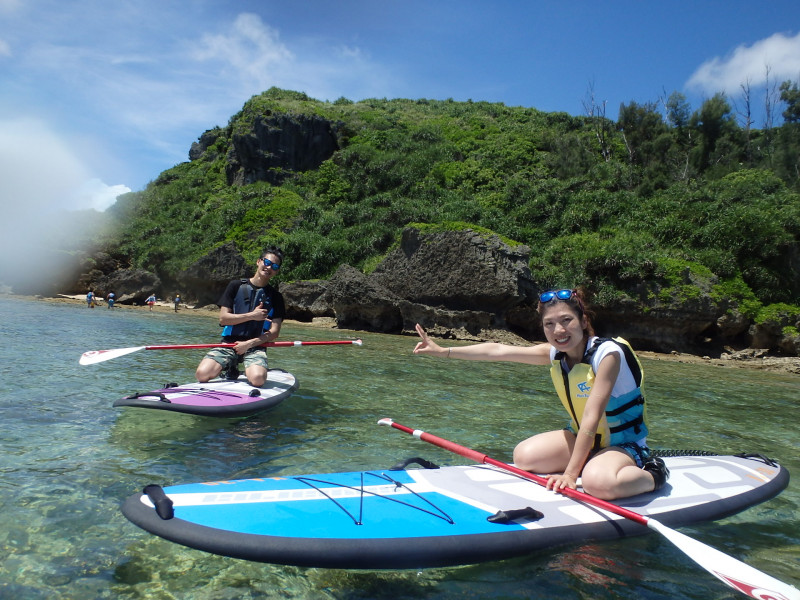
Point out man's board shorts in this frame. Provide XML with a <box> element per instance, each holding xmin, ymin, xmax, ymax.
<box><xmin>203</xmin><ymin>346</ymin><xmax>268</xmax><ymax>371</ymax></box>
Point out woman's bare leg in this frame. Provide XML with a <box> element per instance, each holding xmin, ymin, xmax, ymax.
<box><xmin>512</xmin><ymin>429</ymin><xmax>575</xmax><ymax>473</ymax></box>
<box><xmin>580</xmin><ymin>448</ymin><xmax>655</xmax><ymax>500</ymax></box>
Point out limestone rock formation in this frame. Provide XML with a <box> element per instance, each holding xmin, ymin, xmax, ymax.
<box><xmin>593</xmin><ymin>295</ymin><xmax>721</xmax><ymax>353</ymax></box>
<box><xmin>177</xmin><ymin>242</ymin><xmax>251</xmax><ymax>307</ymax></box>
<box><xmin>61</xmin><ymin>227</ymin><xmax>800</xmax><ymax>357</ymax></box>
<box><xmin>749</xmin><ymin>310</ymin><xmax>800</xmax><ymax>355</ymax></box>
<box><xmin>100</xmin><ymin>268</ymin><xmax>161</xmax><ymax>304</ymax></box>
<box><xmin>370</xmin><ymin>228</ymin><xmax>536</xmax><ymax>313</ymax></box>
<box><xmin>189</xmin><ymin>127</ymin><xmax>224</xmax><ymax>161</ymax></box>
<box><xmin>279</xmin><ymin>280</ymin><xmax>330</xmax><ymax>321</ymax></box>
<box><xmin>279</xmin><ymin>227</ymin><xmax>538</xmax><ymax>339</ymax></box>
<box><xmin>312</xmin><ymin>265</ymin><xmax>404</xmax><ymax>333</ymax></box>
<box><xmin>225</xmin><ymin>113</ymin><xmax>340</xmax><ymax>186</ymax></box>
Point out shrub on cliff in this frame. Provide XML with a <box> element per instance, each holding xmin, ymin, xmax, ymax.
<box><xmin>103</xmin><ymin>88</ymin><xmax>798</xmax><ymax>316</ymax></box>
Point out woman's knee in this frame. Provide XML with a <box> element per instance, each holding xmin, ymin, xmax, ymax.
<box><xmin>580</xmin><ymin>467</ymin><xmax>618</xmax><ymax>499</ymax></box>
<box><xmin>581</xmin><ymin>452</ymin><xmax>637</xmax><ymax>499</ymax></box>
<box><xmin>513</xmin><ymin>431</ymin><xmax>572</xmax><ymax>472</ymax></box>
<box><xmin>512</xmin><ymin>440</ymin><xmax>537</xmax><ymax>470</ymax></box>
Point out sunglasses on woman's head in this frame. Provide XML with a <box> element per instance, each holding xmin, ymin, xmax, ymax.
<box><xmin>539</xmin><ymin>289</ymin><xmax>577</xmax><ymax>303</ymax></box>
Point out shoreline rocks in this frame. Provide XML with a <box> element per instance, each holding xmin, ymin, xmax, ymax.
<box><xmin>21</xmin><ymin>293</ymin><xmax>800</xmax><ymax>375</ymax></box>
<box><xmin>44</xmin><ymin>226</ymin><xmax>800</xmax><ymax>366</ymax></box>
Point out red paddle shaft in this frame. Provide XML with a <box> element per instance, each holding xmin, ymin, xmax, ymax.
<box><xmin>145</xmin><ymin>340</ymin><xmax>362</xmax><ymax>350</ymax></box>
<box><xmin>80</xmin><ymin>339</ymin><xmax>363</xmax><ymax>365</ymax></box>
<box><xmin>378</xmin><ymin>418</ymin><xmax>648</xmax><ymax>526</ymax></box>
<box><xmin>378</xmin><ymin>419</ymin><xmax>800</xmax><ymax>600</ymax></box>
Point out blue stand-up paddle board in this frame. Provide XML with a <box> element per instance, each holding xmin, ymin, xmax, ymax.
<box><xmin>121</xmin><ymin>453</ymin><xmax>789</xmax><ymax>569</ymax></box>
<box><xmin>113</xmin><ymin>369</ymin><xmax>298</xmax><ymax>417</ymax></box>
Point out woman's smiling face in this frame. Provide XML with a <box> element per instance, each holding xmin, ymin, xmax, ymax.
<box><xmin>541</xmin><ymin>302</ymin><xmax>588</xmax><ymax>357</ymax></box>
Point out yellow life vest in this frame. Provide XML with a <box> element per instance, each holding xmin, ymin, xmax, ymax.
<box><xmin>549</xmin><ymin>337</ymin><xmax>649</xmax><ymax>450</ymax></box>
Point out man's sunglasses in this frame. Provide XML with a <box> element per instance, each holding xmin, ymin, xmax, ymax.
<box><xmin>260</xmin><ymin>258</ymin><xmax>281</xmax><ymax>271</ymax></box>
<box><xmin>539</xmin><ymin>289</ymin><xmax>577</xmax><ymax>303</ymax></box>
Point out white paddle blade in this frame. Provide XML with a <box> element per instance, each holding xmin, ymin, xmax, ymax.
<box><xmin>648</xmin><ymin>520</ymin><xmax>800</xmax><ymax>600</ymax></box>
<box><xmin>79</xmin><ymin>346</ymin><xmax>145</xmax><ymax>365</ymax></box>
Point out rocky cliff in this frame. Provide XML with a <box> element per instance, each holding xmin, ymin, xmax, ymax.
<box><xmin>176</xmin><ymin>242</ymin><xmax>252</xmax><ymax>306</ymax></box>
<box><xmin>288</xmin><ymin>227</ymin><xmax>799</xmax><ymax>356</ymax></box>
<box><xmin>190</xmin><ymin>112</ymin><xmax>342</xmax><ymax>187</ymax></box>
<box><xmin>63</xmin><ymin>227</ymin><xmax>800</xmax><ymax>358</ymax></box>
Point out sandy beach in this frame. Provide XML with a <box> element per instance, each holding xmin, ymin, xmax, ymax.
<box><xmin>20</xmin><ymin>293</ymin><xmax>800</xmax><ymax>375</ymax></box>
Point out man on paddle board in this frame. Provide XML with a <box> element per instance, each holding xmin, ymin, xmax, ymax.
<box><xmin>195</xmin><ymin>247</ymin><xmax>286</xmax><ymax>387</ymax></box>
<box><xmin>413</xmin><ymin>288</ymin><xmax>669</xmax><ymax>501</ymax></box>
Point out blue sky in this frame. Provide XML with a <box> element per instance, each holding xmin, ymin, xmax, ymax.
<box><xmin>1</xmin><ymin>0</ymin><xmax>799</xmax><ymax>220</ymax></box>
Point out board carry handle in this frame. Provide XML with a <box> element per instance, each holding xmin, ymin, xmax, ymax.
<box><xmin>124</xmin><ymin>392</ymin><xmax>171</xmax><ymax>403</ymax></box>
<box><xmin>143</xmin><ymin>485</ymin><xmax>174</xmax><ymax>520</ymax></box>
<box><xmin>377</xmin><ymin>418</ymin><xmax>800</xmax><ymax>600</ymax></box>
<box><xmin>487</xmin><ymin>507</ymin><xmax>544</xmax><ymax>524</ymax></box>
<box><xmin>388</xmin><ymin>457</ymin><xmax>440</xmax><ymax>471</ymax></box>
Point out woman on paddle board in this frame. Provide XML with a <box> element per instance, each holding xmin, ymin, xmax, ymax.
<box><xmin>413</xmin><ymin>288</ymin><xmax>669</xmax><ymax>501</ymax></box>
<box><xmin>195</xmin><ymin>247</ymin><xmax>286</xmax><ymax>387</ymax></box>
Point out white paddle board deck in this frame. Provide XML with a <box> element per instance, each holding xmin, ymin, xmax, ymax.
<box><xmin>121</xmin><ymin>453</ymin><xmax>788</xmax><ymax>569</ymax></box>
<box><xmin>113</xmin><ymin>369</ymin><xmax>298</xmax><ymax>417</ymax></box>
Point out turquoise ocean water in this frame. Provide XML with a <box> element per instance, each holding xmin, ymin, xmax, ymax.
<box><xmin>0</xmin><ymin>296</ymin><xmax>797</xmax><ymax>599</ymax></box>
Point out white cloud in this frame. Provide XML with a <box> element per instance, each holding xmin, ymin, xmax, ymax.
<box><xmin>1</xmin><ymin>6</ymin><xmax>396</xmax><ymax>202</ymax></box>
<box><xmin>687</xmin><ymin>31</ymin><xmax>800</xmax><ymax>95</ymax></box>
<box><xmin>190</xmin><ymin>12</ymin><xmax>392</xmax><ymax>103</ymax></box>
<box><xmin>192</xmin><ymin>13</ymin><xmax>294</xmax><ymax>91</ymax></box>
<box><xmin>70</xmin><ymin>179</ymin><xmax>131</xmax><ymax>212</ymax></box>
<box><xmin>11</xmin><ymin>11</ymin><xmax>388</xmax><ymax>183</ymax></box>
<box><xmin>335</xmin><ymin>45</ymin><xmax>368</xmax><ymax>61</ymax></box>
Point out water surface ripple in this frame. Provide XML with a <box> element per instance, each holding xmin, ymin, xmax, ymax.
<box><xmin>0</xmin><ymin>297</ymin><xmax>797</xmax><ymax>599</ymax></box>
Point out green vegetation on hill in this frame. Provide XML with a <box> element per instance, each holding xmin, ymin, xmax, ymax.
<box><xmin>107</xmin><ymin>86</ymin><xmax>800</xmax><ymax>316</ymax></box>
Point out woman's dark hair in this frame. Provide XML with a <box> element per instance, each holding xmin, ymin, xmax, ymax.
<box><xmin>536</xmin><ymin>287</ymin><xmax>595</xmax><ymax>337</ymax></box>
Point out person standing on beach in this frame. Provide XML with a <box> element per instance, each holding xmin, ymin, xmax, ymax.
<box><xmin>106</xmin><ymin>291</ymin><xmax>115</xmax><ymax>309</ymax></box>
<box><xmin>146</xmin><ymin>294</ymin><xmax>156</xmax><ymax>311</ymax></box>
<box><xmin>86</xmin><ymin>290</ymin><xmax>95</xmax><ymax>308</ymax></box>
<box><xmin>194</xmin><ymin>247</ymin><xmax>286</xmax><ymax>387</ymax></box>
<box><xmin>173</xmin><ymin>294</ymin><xmax>180</xmax><ymax>312</ymax></box>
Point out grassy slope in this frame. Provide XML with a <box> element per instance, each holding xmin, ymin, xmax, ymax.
<box><xmin>104</xmin><ymin>88</ymin><xmax>800</xmax><ymax>327</ymax></box>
